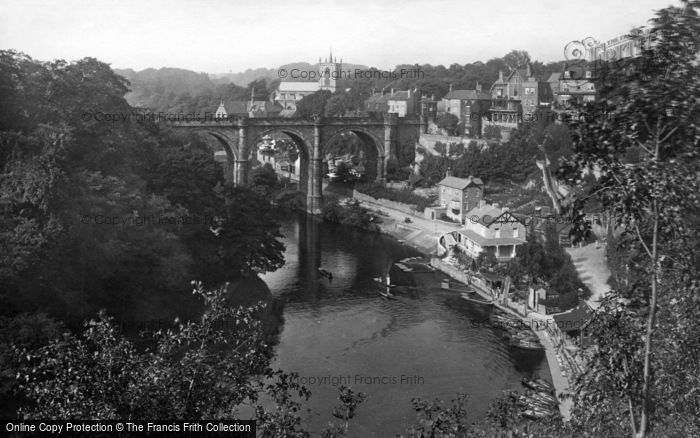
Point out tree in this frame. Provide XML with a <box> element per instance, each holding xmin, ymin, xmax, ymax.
<box><xmin>14</xmin><ymin>283</ymin><xmax>312</xmax><ymax>435</ymax></box>
<box><xmin>503</xmin><ymin>50</ymin><xmax>531</xmax><ymax>70</ymax></box>
<box><xmin>325</xmin><ymin>93</ymin><xmax>350</xmax><ymax>117</ymax></box>
<box><xmin>483</xmin><ymin>124</ymin><xmax>501</xmax><ymax>141</ymax></box>
<box><xmin>250</xmin><ymin>163</ymin><xmax>280</xmax><ymax>198</ymax></box>
<box><xmin>433</xmin><ymin>141</ymin><xmax>447</xmax><ymax>156</ymax></box>
<box><xmin>295</xmin><ymin>90</ymin><xmax>332</xmax><ymax>117</ymax></box>
<box><xmin>436</xmin><ymin>113</ymin><xmax>459</xmax><ymax>136</ymax></box>
<box><xmin>559</xmin><ymin>2</ymin><xmax>700</xmax><ymax>436</ymax></box>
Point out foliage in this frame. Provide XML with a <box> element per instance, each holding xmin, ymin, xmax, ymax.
<box><xmin>449</xmin><ymin>142</ymin><xmax>465</xmax><ymax>156</ymax></box>
<box><xmin>295</xmin><ymin>90</ymin><xmax>332</xmax><ymax>117</ymax></box>
<box><xmin>508</xmin><ymin>230</ymin><xmax>587</xmax><ymax>308</ymax></box>
<box><xmin>321</xmin><ymin>198</ymin><xmax>378</xmax><ymax>231</ymax></box>
<box><xmin>0</xmin><ymin>314</ymin><xmax>65</xmax><ymax>418</ymax></box>
<box><xmin>436</xmin><ymin>113</ymin><xmax>459</xmax><ymax>136</ymax></box>
<box><xmin>400</xmin><ymin>394</ymin><xmax>470</xmax><ymax>438</ymax></box>
<box><xmin>503</xmin><ymin>50</ymin><xmax>531</xmax><ymax>70</ymax></box>
<box><xmin>14</xmin><ymin>283</ymin><xmax>310</xmax><ymax>426</ymax></box>
<box><xmin>354</xmin><ymin>182</ymin><xmax>434</xmax><ymax>212</ymax></box>
<box><xmin>433</xmin><ymin>141</ymin><xmax>447</xmax><ymax>156</ymax></box>
<box><xmin>476</xmin><ymin>251</ymin><xmax>498</xmax><ymax>271</ymax></box>
<box><xmin>558</xmin><ymin>1</ymin><xmax>700</xmax><ymax>435</ymax></box>
<box><xmin>483</xmin><ymin>124</ymin><xmax>502</xmax><ymax>140</ymax></box>
<box><xmin>249</xmin><ymin>163</ymin><xmax>280</xmax><ymax>198</ymax></box>
<box><xmin>321</xmin><ymin>386</ymin><xmax>367</xmax><ymax>438</ymax></box>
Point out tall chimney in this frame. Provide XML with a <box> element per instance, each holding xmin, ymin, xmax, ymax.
<box><xmin>446</xmin><ymin>169</ymin><xmax>453</xmax><ymax>177</ymax></box>
<box><xmin>526</xmin><ymin>63</ymin><xmax>532</xmax><ymax>78</ymax></box>
<box><xmin>499</xmin><ymin>71</ymin><xmax>503</xmax><ymax>82</ymax></box>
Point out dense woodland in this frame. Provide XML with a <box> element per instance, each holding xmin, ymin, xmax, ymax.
<box><xmin>0</xmin><ymin>1</ymin><xmax>699</xmax><ymax>436</ymax></box>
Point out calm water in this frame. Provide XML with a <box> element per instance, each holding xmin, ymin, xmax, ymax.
<box><xmin>260</xmin><ymin>214</ymin><xmax>549</xmax><ymax>437</ymax></box>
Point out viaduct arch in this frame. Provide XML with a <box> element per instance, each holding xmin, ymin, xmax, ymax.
<box><xmin>169</xmin><ymin>114</ymin><xmax>423</xmax><ymax>214</ymax></box>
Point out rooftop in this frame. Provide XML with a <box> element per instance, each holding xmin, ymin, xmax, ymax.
<box><xmin>552</xmin><ymin>303</ymin><xmax>595</xmax><ymax>332</ymax></box>
<box><xmin>444</xmin><ymin>90</ymin><xmax>491</xmax><ymax>100</ymax></box>
<box><xmin>458</xmin><ymin>229</ymin><xmax>526</xmax><ymax>247</ymax></box>
<box><xmin>438</xmin><ymin>175</ymin><xmax>484</xmax><ymax>190</ymax></box>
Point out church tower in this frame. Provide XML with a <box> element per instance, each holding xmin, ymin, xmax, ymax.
<box><xmin>318</xmin><ymin>50</ymin><xmax>342</xmax><ymax>92</ymax></box>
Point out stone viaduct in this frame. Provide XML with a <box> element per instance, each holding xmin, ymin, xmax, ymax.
<box><xmin>169</xmin><ymin>114</ymin><xmax>423</xmax><ymax>214</ymax></box>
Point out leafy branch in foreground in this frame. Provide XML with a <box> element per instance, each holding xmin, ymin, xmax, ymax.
<box><xmin>559</xmin><ymin>1</ymin><xmax>700</xmax><ymax>436</ymax></box>
<box><xmin>13</xmin><ymin>282</ymin><xmax>309</xmax><ymax>435</ymax></box>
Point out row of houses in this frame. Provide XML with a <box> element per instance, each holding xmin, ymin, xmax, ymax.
<box><xmin>365</xmin><ymin>63</ymin><xmax>597</xmax><ymax>140</ymax></box>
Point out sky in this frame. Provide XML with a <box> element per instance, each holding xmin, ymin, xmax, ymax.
<box><xmin>0</xmin><ymin>0</ymin><xmax>676</xmax><ymax>74</ymax></box>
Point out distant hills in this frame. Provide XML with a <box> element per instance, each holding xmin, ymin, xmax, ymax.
<box><xmin>210</xmin><ymin>61</ymin><xmax>370</xmax><ymax>85</ymax></box>
<box><xmin>114</xmin><ymin>61</ymin><xmax>369</xmax><ymax>112</ymax></box>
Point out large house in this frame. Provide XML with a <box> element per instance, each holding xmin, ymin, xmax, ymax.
<box><xmin>485</xmin><ymin>64</ymin><xmax>552</xmax><ymax>140</ymax></box>
<box><xmin>274</xmin><ymin>52</ymin><xmax>342</xmax><ymax>113</ymax></box>
<box><xmin>455</xmin><ymin>202</ymin><xmax>527</xmax><ymax>260</ymax></box>
<box><xmin>441</xmin><ymin>86</ymin><xmax>491</xmax><ymax>137</ymax></box>
<box><xmin>436</xmin><ymin>174</ymin><xmax>484</xmax><ymax>223</ymax></box>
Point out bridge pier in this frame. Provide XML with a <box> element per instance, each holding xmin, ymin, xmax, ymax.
<box><xmin>381</xmin><ymin>113</ymin><xmax>398</xmax><ymax>184</ymax></box>
<box><xmin>306</xmin><ymin>117</ymin><xmax>324</xmax><ymax>215</ymax></box>
<box><xmin>235</xmin><ymin>119</ymin><xmax>249</xmax><ymax>185</ymax></box>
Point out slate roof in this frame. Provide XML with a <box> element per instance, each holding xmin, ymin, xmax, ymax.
<box><xmin>444</xmin><ymin>90</ymin><xmax>492</xmax><ymax>100</ymax></box>
<box><xmin>387</xmin><ymin>90</ymin><xmax>413</xmax><ymax>101</ymax></box>
<box><xmin>438</xmin><ymin>175</ymin><xmax>484</xmax><ymax>190</ymax></box>
<box><xmin>552</xmin><ymin>303</ymin><xmax>595</xmax><ymax>332</ymax></box>
<box><xmin>458</xmin><ymin>229</ymin><xmax>525</xmax><ymax>247</ymax></box>
<box><xmin>464</xmin><ymin>204</ymin><xmax>505</xmax><ymax>226</ymax></box>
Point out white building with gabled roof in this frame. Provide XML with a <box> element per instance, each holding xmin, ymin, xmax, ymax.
<box><xmin>455</xmin><ymin>202</ymin><xmax>527</xmax><ymax>260</ymax></box>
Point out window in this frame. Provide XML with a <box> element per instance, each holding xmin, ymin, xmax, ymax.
<box><xmin>495</xmin><ymin>227</ymin><xmax>500</xmax><ymax>238</ymax></box>
<box><xmin>513</xmin><ymin>226</ymin><xmax>519</xmax><ymax>238</ymax></box>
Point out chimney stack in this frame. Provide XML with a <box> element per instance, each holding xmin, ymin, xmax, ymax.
<box><xmin>446</xmin><ymin>169</ymin><xmax>453</xmax><ymax>177</ymax></box>
<box><xmin>526</xmin><ymin>63</ymin><xmax>532</xmax><ymax>78</ymax></box>
<box><xmin>498</xmin><ymin>71</ymin><xmax>503</xmax><ymax>82</ymax></box>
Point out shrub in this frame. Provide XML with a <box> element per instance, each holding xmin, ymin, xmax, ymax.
<box><xmin>355</xmin><ymin>183</ymin><xmax>434</xmax><ymax>212</ymax></box>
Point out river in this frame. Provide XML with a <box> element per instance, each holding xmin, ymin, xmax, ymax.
<box><xmin>259</xmin><ymin>214</ymin><xmax>550</xmax><ymax>436</ymax></box>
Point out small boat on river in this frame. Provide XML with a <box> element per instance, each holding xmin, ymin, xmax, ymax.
<box><xmin>460</xmin><ymin>292</ymin><xmax>494</xmax><ymax>306</ymax></box>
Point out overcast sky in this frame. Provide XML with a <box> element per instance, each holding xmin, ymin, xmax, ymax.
<box><xmin>0</xmin><ymin>0</ymin><xmax>675</xmax><ymax>74</ymax></box>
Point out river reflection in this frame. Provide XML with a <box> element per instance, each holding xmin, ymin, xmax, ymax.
<box><xmin>260</xmin><ymin>214</ymin><xmax>549</xmax><ymax>437</ymax></box>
